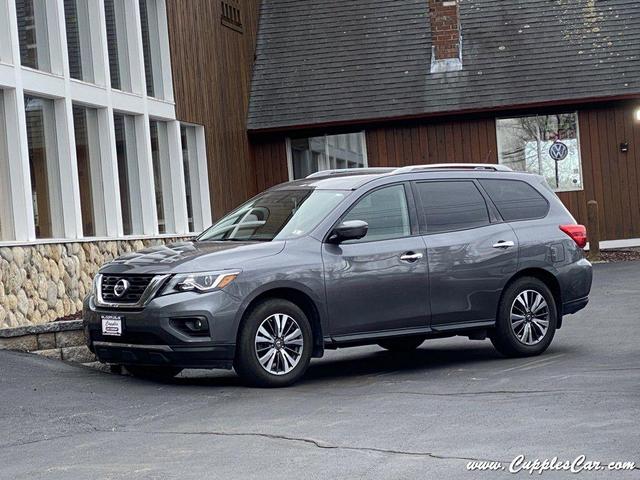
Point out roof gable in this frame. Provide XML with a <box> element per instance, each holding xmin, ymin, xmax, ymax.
<box><xmin>248</xmin><ymin>0</ymin><xmax>640</xmax><ymax>132</ymax></box>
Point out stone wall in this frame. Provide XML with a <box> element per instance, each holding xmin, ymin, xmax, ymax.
<box><xmin>0</xmin><ymin>237</ymin><xmax>190</xmax><ymax>329</ymax></box>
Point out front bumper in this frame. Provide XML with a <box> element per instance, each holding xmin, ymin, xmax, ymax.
<box><xmin>83</xmin><ymin>289</ymin><xmax>241</xmax><ymax>369</ymax></box>
<box><xmin>91</xmin><ymin>341</ymin><xmax>235</xmax><ymax>369</ymax></box>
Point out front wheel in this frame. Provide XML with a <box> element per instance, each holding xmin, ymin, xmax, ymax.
<box><xmin>234</xmin><ymin>299</ymin><xmax>313</xmax><ymax>387</ymax></box>
<box><xmin>490</xmin><ymin>277</ymin><xmax>558</xmax><ymax>357</ymax></box>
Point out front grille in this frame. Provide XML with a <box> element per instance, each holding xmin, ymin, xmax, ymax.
<box><xmin>100</xmin><ymin>274</ymin><xmax>155</xmax><ymax>304</ymax></box>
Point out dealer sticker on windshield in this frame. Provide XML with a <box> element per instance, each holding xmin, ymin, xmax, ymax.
<box><xmin>101</xmin><ymin>315</ymin><xmax>123</xmax><ymax>336</ymax></box>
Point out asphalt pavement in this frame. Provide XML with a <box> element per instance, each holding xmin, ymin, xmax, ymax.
<box><xmin>1</xmin><ymin>261</ymin><xmax>639</xmax><ymax>479</ymax></box>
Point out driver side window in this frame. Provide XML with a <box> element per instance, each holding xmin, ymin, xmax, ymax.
<box><xmin>342</xmin><ymin>184</ymin><xmax>411</xmax><ymax>243</ymax></box>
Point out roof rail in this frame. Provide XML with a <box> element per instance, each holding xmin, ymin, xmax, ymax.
<box><xmin>393</xmin><ymin>163</ymin><xmax>512</xmax><ymax>174</ymax></box>
<box><xmin>306</xmin><ymin>167</ymin><xmax>395</xmax><ymax>179</ymax></box>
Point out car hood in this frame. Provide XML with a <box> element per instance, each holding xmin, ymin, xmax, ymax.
<box><xmin>99</xmin><ymin>240</ymin><xmax>286</xmax><ymax>275</ymax></box>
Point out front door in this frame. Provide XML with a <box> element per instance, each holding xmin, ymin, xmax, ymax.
<box><xmin>412</xmin><ymin>179</ymin><xmax>518</xmax><ymax>328</ymax></box>
<box><xmin>323</xmin><ymin>184</ymin><xmax>430</xmax><ymax>337</ymax></box>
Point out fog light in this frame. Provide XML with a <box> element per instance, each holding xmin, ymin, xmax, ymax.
<box><xmin>188</xmin><ymin>318</ymin><xmax>207</xmax><ymax>331</ymax></box>
<box><xmin>170</xmin><ymin>317</ymin><xmax>210</xmax><ymax>337</ymax></box>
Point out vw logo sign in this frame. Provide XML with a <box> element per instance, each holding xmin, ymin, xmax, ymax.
<box><xmin>549</xmin><ymin>141</ymin><xmax>569</xmax><ymax>162</ymax></box>
<box><xmin>113</xmin><ymin>279</ymin><xmax>130</xmax><ymax>298</ymax></box>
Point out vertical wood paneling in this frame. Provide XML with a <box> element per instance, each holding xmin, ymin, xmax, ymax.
<box><xmin>252</xmin><ymin>139</ymin><xmax>288</xmax><ymax>192</ymax></box>
<box><xmin>166</xmin><ymin>0</ymin><xmax>261</xmax><ymax>219</ymax></box>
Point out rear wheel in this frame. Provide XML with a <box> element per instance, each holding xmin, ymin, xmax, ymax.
<box><xmin>124</xmin><ymin>365</ymin><xmax>183</xmax><ymax>380</ymax></box>
<box><xmin>234</xmin><ymin>299</ymin><xmax>313</xmax><ymax>387</ymax></box>
<box><xmin>490</xmin><ymin>277</ymin><xmax>557</xmax><ymax>357</ymax></box>
<box><xmin>378</xmin><ymin>336</ymin><xmax>425</xmax><ymax>352</ymax></box>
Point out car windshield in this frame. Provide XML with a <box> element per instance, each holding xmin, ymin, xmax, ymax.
<box><xmin>197</xmin><ymin>189</ymin><xmax>348</xmax><ymax>242</ymax></box>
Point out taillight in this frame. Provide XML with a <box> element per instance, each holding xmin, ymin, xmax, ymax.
<box><xmin>560</xmin><ymin>224</ymin><xmax>587</xmax><ymax>249</ymax></box>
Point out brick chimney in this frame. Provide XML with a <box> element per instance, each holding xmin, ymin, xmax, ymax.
<box><xmin>429</xmin><ymin>0</ymin><xmax>463</xmax><ymax>73</ymax></box>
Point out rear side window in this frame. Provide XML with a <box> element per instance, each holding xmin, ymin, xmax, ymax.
<box><xmin>414</xmin><ymin>181</ymin><xmax>490</xmax><ymax>234</ymax></box>
<box><xmin>479</xmin><ymin>179</ymin><xmax>549</xmax><ymax>221</ymax></box>
<box><xmin>342</xmin><ymin>184</ymin><xmax>411</xmax><ymax>242</ymax></box>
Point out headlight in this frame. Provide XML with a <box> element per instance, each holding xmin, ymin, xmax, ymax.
<box><xmin>163</xmin><ymin>271</ymin><xmax>240</xmax><ymax>294</ymax></box>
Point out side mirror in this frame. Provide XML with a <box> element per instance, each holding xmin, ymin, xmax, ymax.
<box><xmin>328</xmin><ymin>220</ymin><xmax>368</xmax><ymax>244</ymax></box>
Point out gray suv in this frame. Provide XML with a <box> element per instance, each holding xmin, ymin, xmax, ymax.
<box><xmin>84</xmin><ymin>164</ymin><xmax>593</xmax><ymax>387</ymax></box>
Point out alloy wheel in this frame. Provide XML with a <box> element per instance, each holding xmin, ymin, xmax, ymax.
<box><xmin>510</xmin><ymin>289</ymin><xmax>550</xmax><ymax>346</ymax></box>
<box><xmin>254</xmin><ymin>313</ymin><xmax>304</xmax><ymax>375</ymax></box>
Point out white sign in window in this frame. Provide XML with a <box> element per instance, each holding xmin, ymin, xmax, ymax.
<box><xmin>496</xmin><ymin>113</ymin><xmax>583</xmax><ymax>192</ymax></box>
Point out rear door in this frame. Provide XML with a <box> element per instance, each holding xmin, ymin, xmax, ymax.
<box><xmin>323</xmin><ymin>183</ymin><xmax>430</xmax><ymax>337</ymax></box>
<box><xmin>413</xmin><ymin>179</ymin><xmax>518</xmax><ymax>328</ymax></box>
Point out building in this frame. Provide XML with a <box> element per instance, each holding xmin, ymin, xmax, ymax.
<box><xmin>247</xmin><ymin>0</ymin><xmax>640</xmax><ymax>245</ymax></box>
<box><xmin>0</xmin><ymin>0</ymin><xmax>261</xmax><ymax>328</ymax></box>
<box><xmin>0</xmin><ymin>0</ymin><xmax>639</xmax><ymax>329</ymax></box>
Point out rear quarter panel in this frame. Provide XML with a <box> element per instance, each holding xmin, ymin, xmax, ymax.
<box><xmin>513</xmin><ymin>181</ymin><xmax>593</xmax><ymax>304</ymax></box>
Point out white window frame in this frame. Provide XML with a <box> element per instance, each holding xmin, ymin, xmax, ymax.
<box><xmin>139</xmin><ymin>0</ymin><xmax>172</xmax><ymax>100</ymax></box>
<box><xmin>495</xmin><ymin>113</ymin><xmax>584</xmax><ymax>193</ymax></box>
<box><xmin>64</xmin><ymin>0</ymin><xmax>104</xmax><ymax>85</ymax></box>
<box><xmin>0</xmin><ymin>0</ymin><xmax>192</xmax><ymax>244</ymax></box>
<box><xmin>72</xmin><ymin>103</ymin><xmax>107</xmax><ymax>236</ymax></box>
<box><xmin>0</xmin><ymin>0</ymin><xmax>13</xmax><ymax>64</ymax></box>
<box><xmin>286</xmin><ymin>131</ymin><xmax>369</xmax><ymax>181</ymax></box>
<box><xmin>0</xmin><ymin>91</ymin><xmax>13</xmax><ymax>240</ymax></box>
<box><xmin>180</xmin><ymin>123</ymin><xmax>211</xmax><ymax>232</ymax></box>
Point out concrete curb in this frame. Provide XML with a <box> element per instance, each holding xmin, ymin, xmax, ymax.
<box><xmin>0</xmin><ymin>319</ymin><xmax>95</xmax><ymax>364</ymax></box>
<box><xmin>0</xmin><ymin>320</ymin><xmax>84</xmax><ymax>338</ymax></box>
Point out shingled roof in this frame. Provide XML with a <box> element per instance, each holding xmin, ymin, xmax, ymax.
<box><xmin>247</xmin><ymin>0</ymin><xmax>640</xmax><ymax>132</ymax></box>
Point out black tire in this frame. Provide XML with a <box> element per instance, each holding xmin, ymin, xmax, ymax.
<box><xmin>124</xmin><ymin>365</ymin><xmax>183</xmax><ymax>380</ymax></box>
<box><xmin>234</xmin><ymin>298</ymin><xmax>313</xmax><ymax>387</ymax></box>
<box><xmin>490</xmin><ymin>277</ymin><xmax>558</xmax><ymax>357</ymax></box>
<box><xmin>378</xmin><ymin>336</ymin><xmax>425</xmax><ymax>352</ymax></box>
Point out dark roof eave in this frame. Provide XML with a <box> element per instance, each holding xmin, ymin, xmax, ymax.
<box><xmin>247</xmin><ymin>92</ymin><xmax>640</xmax><ymax>136</ymax></box>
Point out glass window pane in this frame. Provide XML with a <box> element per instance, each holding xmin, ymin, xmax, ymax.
<box><xmin>114</xmin><ymin>113</ymin><xmax>136</xmax><ymax>234</ymax></box>
<box><xmin>416</xmin><ymin>181</ymin><xmax>490</xmax><ymax>234</ymax></box>
<box><xmin>343</xmin><ymin>185</ymin><xmax>410</xmax><ymax>242</ymax></box>
<box><xmin>149</xmin><ymin>120</ymin><xmax>166</xmax><ymax>233</ymax></box>
<box><xmin>479</xmin><ymin>179</ymin><xmax>549</xmax><ymax>222</ymax></box>
<box><xmin>199</xmin><ymin>189</ymin><xmax>346</xmax><ymax>242</ymax></box>
<box><xmin>181</xmin><ymin>126</ymin><xmax>195</xmax><ymax>232</ymax></box>
<box><xmin>73</xmin><ymin>105</ymin><xmax>104</xmax><ymax>236</ymax></box>
<box><xmin>139</xmin><ymin>0</ymin><xmax>163</xmax><ymax>98</ymax></box>
<box><xmin>64</xmin><ymin>0</ymin><xmax>94</xmax><ymax>82</ymax></box>
<box><xmin>290</xmin><ymin>132</ymin><xmax>366</xmax><ymax>179</ymax></box>
<box><xmin>16</xmin><ymin>0</ymin><xmax>51</xmax><ymax>71</ymax></box>
<box><xmin>25</xmin><ymin>95</ymin><xmax>58</xmax><ymax>238</ymax></box>
<box><xmin>497</xmin><ymin>113</ymin><xmax>583</xmax><ymax>192</ymax></box>
<box><xmin>104</xmin><ymin>0</ymin><xmax>130</xmax><ymax>91</ymax></box>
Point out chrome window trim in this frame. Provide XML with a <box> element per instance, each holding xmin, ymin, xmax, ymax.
<box><xmin>95</xmin><ymin>273</ymin><xmax>171</xmax><ymax>309</ymax></box>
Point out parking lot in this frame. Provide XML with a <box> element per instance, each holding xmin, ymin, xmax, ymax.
<box><xmin>1</xmin><ymin>261</ymin><xmax>639</xmax><ymax>479</ymax></box>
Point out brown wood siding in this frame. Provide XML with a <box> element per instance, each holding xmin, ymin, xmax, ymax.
<box><xmin>166</xmin><ymin>0</ymin><xmax>261</xmax><ymax>218</ymax></box>
<box><xmin>559</xmin><ymin>102</ymin><xmax>640</xmax><ymax>241</ymax></box>
<box><xmin>252</xmin><ymin>139</ymin><xmax>289</xmax><ymax>192</ymax></box>
<box><xmin>365</xmin><ymin>103</ymin><xmax>640</xmax><ymax>241</ymax></box>
<box><xmin>366</xmin><ymin>117</ymin><xmax>499</xmax><ymax>168</ymax></box>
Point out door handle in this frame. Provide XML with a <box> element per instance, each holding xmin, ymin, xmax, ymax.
<box><xmin>492</xmin><ymin>240</ymin><xmax>515</xmax><ymax>249</ymax></box>
<box><xmin>400</xmin><ymin>252</ymin><xmax>424</xmax><ymax>262</ymax></box>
